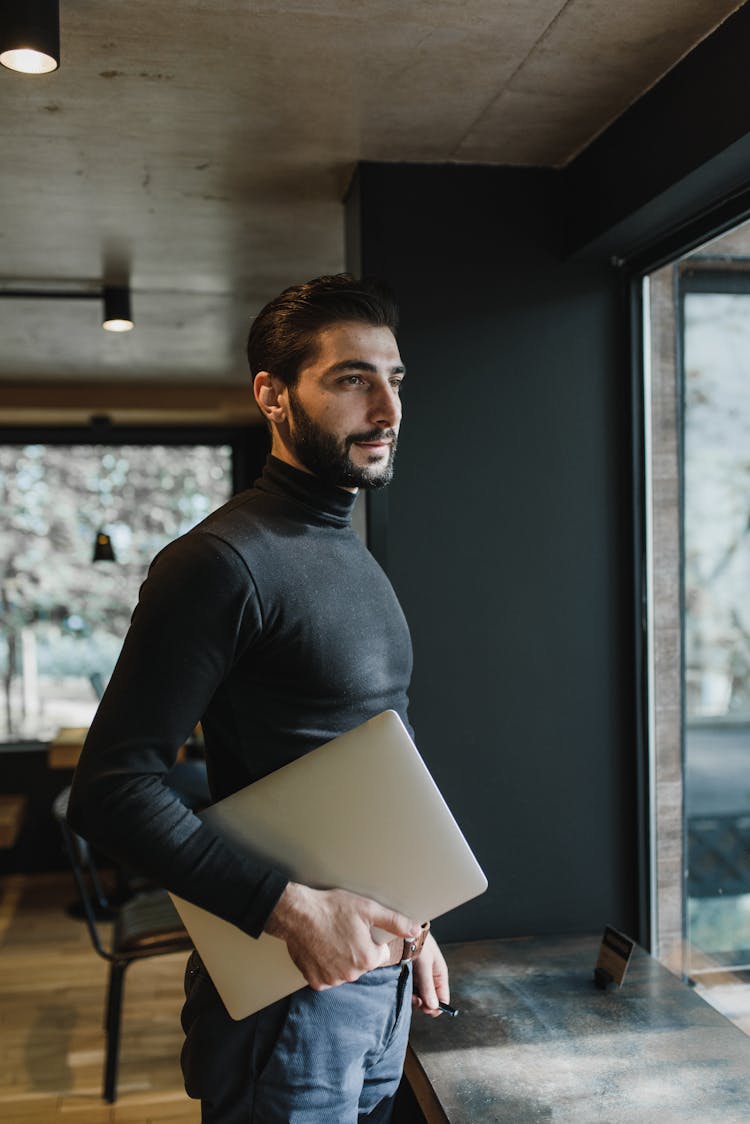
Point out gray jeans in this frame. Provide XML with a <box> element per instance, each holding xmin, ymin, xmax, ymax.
<box><xmin>181</xmin><ymin>951</ymin><xmax>413</xmax><ymax>1123</ymax></box>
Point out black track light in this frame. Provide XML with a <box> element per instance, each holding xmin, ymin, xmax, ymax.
<box><xmin>0</xmin><ymin>0</ymin><xmax>60</xmax><ymax>75</ymax></box>
<box><xmin>102</xmin><ymin>287</ymin><xmax>134</xmax><ymax>333</ymax></box>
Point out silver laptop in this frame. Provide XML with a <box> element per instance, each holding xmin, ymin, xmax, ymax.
<box><xmin>170</xmin><ymin>710</ymin><xmax>487</xmax><ymax>1019</ymax></box>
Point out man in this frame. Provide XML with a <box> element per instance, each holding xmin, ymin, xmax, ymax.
<box><xmin>68</xmin><ymin>274</ymin><xmax>449</xmax><ymax>1122</ymax></box>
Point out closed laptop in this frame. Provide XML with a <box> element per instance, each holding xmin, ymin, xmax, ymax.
<box><xmin>171</xmin><ymin>710</ymin><xmax>487</xmax><ymax>1019</ymax></box>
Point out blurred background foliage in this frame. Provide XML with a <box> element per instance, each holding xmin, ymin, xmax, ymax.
<box><xmin>0</xmin><ymin>444</ymin><xmax>232</xmax><ymax>740</ymax></box>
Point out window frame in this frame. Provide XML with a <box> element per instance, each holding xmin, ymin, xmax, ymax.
<box><xmin>626</xmin><ymin>207</ymin><xmax>750</xmax><ymax>966</ymax></box>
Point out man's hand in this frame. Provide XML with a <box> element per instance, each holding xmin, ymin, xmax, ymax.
<box><xmin>411</xmin><ymin>933</ymin><xmax>450</xmax><ymax>1017</ymax></box>
<box><xmin>264</xmin><ymin>882</ymin><xmax>421</xmax><ymax>990</ymax></box>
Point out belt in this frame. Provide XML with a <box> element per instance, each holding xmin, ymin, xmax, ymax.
<box><xmin>384</xmin><ymin>920</ymin><xmax>430</xmax><ymax>967</ymax></box>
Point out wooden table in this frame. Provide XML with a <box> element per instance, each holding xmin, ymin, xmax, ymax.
<box><xmin>406</xmin><ymin>933</ymin><xmax>750</xmax><ymax>1122</ymax></box>
<box><xmin>47</xmin><ymin>726</ymin><xmax>89</xmax><ymax>769</ymax></box>
<box><xmin>47</xmin><ymin>727</ymin><xmax>196</xmax><ymax>770</ymax></box>
<box><xmin>0</xmin><ymin>795</ymin><xmax>27</xmax><ymax>847</ymax></box>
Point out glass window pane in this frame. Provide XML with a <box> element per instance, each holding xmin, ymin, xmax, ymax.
<box><xmin>0</xmin><ymin>443</ymin><xmax>232</xmax><ymax>742</ymax></box>
<box><xmin>683</xmin><ymin>290</ymin><xmax>750</xmax><ymax>973</ymax></box>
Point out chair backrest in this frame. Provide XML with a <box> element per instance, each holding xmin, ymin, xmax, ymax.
<box><xmin>52</xmin><ymin>786</ymin><xmax>113</xmax><ymax>962</ymax></box>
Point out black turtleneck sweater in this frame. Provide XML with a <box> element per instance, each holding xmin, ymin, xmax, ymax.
<box><xmin>67</xmin><ymin>457</ymin><xmax>413</xmax><ymax>939</ymax></box>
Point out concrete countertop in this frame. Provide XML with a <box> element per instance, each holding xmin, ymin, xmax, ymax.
<box><xmin>406</xmin><ymin>932</ymin><xmax>750</xmax><ymax>1123</ymax></box>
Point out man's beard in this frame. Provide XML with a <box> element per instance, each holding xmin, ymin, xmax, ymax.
<box><xmin>287</xmin><ymin>389</ymin><xmax>397</xmax><ymax>489</ymax></box>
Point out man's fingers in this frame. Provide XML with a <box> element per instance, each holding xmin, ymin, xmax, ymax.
<box><xmin>275</xmin><ymin>887</ymin><xmax>422</xmax><ymax>993</ymax></box>
<box><xmin>369</xmin><ymin>904</ymin><xmax>420</xmax><ymax>940</ymax></box>
<box><xmin>412</xmin><ymin>935</ymin><xmax>451</xmax><ymax>1018</ymax></box>
<box><xmin>376</xmin><ymin>941</ymin><xmax>394</xmax><ymax>968</ymax></box>
<box><xmin>417</xmin><ymin>971</ymin><xmax>439</xmax><ymax>1010</ymax></box>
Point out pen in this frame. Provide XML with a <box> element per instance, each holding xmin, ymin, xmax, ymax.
<box><xmin>438</xmin><ymin>1001</ymin><xmax>459</xmax><ymax>1017</ymax></box>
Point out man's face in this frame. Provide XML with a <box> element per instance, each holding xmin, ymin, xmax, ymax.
<box><xmin>281</xmin><ymin>321</ymin><xmax>404</xmax><ymax>490</ymax></box>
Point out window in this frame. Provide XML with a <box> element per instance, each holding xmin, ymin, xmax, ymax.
<box><xmin>682</xmin><ymin>272</ymin><xmax>750</xmax><ymax>982</ymax></box>
<box><xmin>0</xmin><ymin>442</ymin><xmax>232</xmax><ymax>742</ymax></box>
<box><xmin>646</xmin><ymin>223</ymin><xmax>750</xmax><ymax>1036</ymax></box>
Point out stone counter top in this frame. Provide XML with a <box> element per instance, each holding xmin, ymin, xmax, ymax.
<box><xmin>406</xmin><ymin>933</ymin><xmax>750</xmax><ymax>1122</ymax></box>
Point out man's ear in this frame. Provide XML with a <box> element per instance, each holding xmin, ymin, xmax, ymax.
<box><xmin>253</xmin><ymin>372</ymin><xmax>288</xmax><ymax>424</ymax></box>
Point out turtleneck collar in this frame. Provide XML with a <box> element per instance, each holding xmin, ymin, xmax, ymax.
<box><xmin>255</xmin><ymin>455</ymin><xmax>357</xmax><ymax>527</ymax></box>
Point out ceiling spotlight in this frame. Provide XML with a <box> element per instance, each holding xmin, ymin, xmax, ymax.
<box><xmin>102</xmin><ymin>286</ymin><xmax>134</xmax><ymax>333</ymax></box>
<box><xmin>0</xmin><ymin>0</ymin><xmax>60</xmax><ymax>75</ymax></box>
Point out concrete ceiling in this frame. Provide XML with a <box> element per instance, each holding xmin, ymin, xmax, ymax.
<box><xmin>0</xmin><ymin>0</ymin><xmax>744</xmax><ymax>421</ymax></box>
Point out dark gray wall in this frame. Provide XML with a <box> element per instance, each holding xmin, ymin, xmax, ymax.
<box><xmin>348</xmin><ymin>164</ymin><xmax>637</xmax><ymax>943</ymax></box>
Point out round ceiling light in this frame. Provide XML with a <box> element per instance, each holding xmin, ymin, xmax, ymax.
<box><xmin>102</xmin><ymin>287</ymin><xmax>134</xmax><ymax>333</ymax></box>
<box><xmin>0</xmin><ymin>48</ymin><xmax>58</xmax><ymax>74</ymax></box>
<box><xmin>0</xmin><ymin>2</ymin><xmax>60</xmax><ymax>75</ymax></box>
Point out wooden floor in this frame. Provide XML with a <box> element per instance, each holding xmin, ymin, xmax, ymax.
<box><xmin>0</xmin><ymin>872</ymin><xmax>199</xmax><ymax>1123</ymax></box>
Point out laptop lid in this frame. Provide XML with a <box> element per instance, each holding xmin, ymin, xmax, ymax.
<box><xmin>170</xmin><ymin>710</ymin><xmax>487</xmax><ymax>1019</ymax></box>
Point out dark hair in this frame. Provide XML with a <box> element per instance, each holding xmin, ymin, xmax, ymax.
<box><xmin>247</xmin><ymin>274</ymin><xmax>399</xmax><ymax>387</ymax></box>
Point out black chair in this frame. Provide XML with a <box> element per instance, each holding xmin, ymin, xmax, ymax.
<box><xmin>52</xmin><ymin>788</ymin><xmax>193</xmax><ymax>1103</ymax></box>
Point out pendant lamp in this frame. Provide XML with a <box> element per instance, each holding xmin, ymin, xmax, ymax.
<box><xmin>0</xmin><ymin>0</ymin><xmax>60</xmax><ymax>75</ymax></box>
<box><xmin>92</xmin><ymin>530</ymin><xmax>116</xmax><ymax>563</ymax></box>
<box><xmin>102</xmin><ymin>286</ymin><xmax>134</xmax><ymax>333</ymax></box>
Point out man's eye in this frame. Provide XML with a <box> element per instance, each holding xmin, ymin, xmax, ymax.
<box><xmin>390</xmin><ymin>380</ymin><xmax>403</xmax><ymax>392</ymax></box>
<box><xmin>341</xmin><ymin>375</ymin><xmax>364</xmax><ymax>385</ymax></box>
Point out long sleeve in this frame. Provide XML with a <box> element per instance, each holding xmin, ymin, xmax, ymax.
<box><xmin>67</xmin><ymin>531</ymin><xmax>288</xmax><ymax>938</ymax></box>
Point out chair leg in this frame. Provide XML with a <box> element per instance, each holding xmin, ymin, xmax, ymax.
<box><xmin>103</xmin><ymin>961</ymin><xmax>127</xmax><ymax>1103</ymax></box>
<box><xmin>88</xmin><ymin>860</ymin><xmax>110</xmax><ymax>913</ymax></box>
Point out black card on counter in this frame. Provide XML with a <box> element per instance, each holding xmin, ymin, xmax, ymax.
<box><xmin>594</xmin><ymin>925</ymin><xmax>635</xmax><ymax>988</ymax></box>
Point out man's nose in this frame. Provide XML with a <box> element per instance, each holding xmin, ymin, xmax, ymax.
<box><xmin>369</xmin><ymin>382</ymin><xmax>401</xmax><ymax>429</ymax></box>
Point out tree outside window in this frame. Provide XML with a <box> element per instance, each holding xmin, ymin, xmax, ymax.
<box><xmin>0</xmin><ymin>444</ymin><xmax>232</xmax><ymax>741</ymax></box>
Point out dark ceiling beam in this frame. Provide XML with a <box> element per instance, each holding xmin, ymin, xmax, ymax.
<box><xmin>563</xmin><ymin>1</ymin><xmax>750</xmax><ymax>262</ymax></box>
